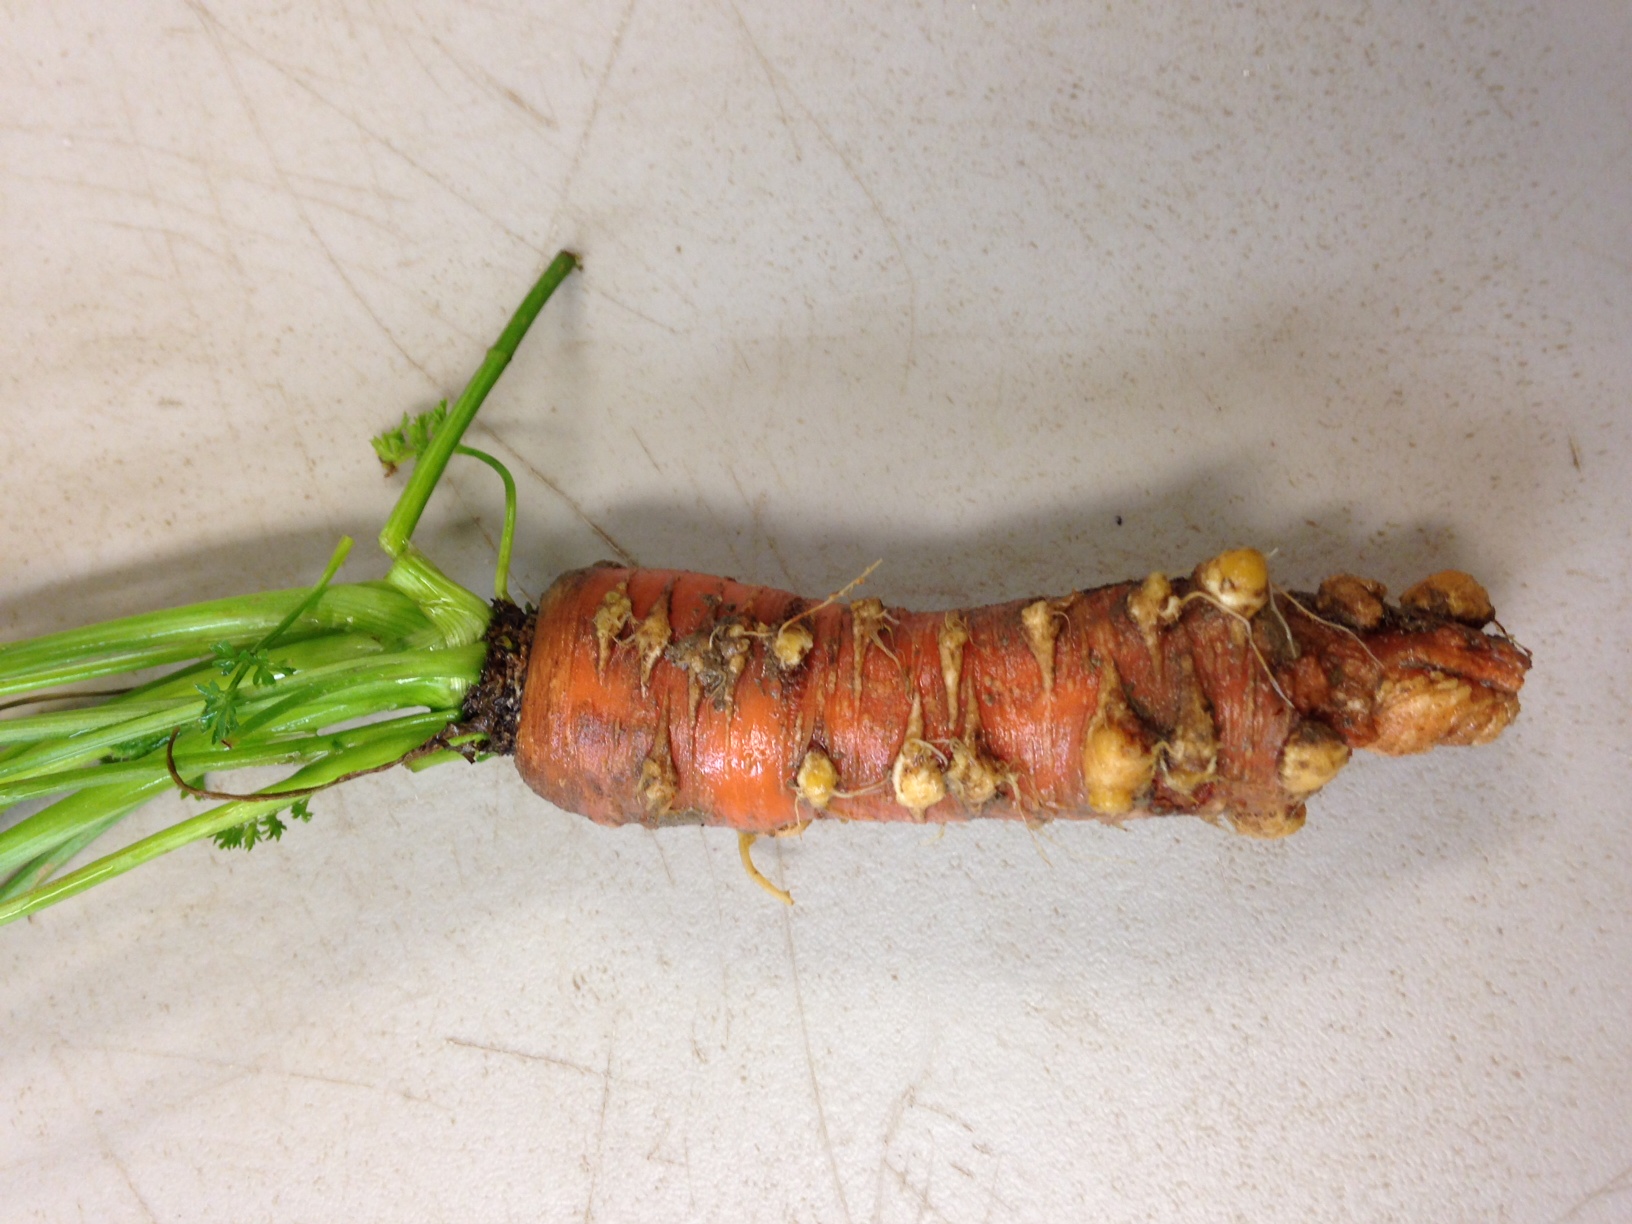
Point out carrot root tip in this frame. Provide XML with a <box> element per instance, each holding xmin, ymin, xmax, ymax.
<box><xmin>738</xmin><ymin>833</ymin><xmax>793</xmax><ymax>905</ymax></box>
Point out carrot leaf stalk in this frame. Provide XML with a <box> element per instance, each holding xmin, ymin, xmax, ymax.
<box><xmin>376</xmin><ymin>249</ymin><xmax>579</xmax><ymax>561</ymax></box>
<box><xmin>372</xmin><ymin>404</ymin><xmax>523</xmax><ymax>603</ymax></box>
<box><xmin>0</xmin><ymin>252</ymin><xmax>581</xmax><ymax>927</ymax></box>
<box><xmin>454</xmin><ymin>446</ymin><xmax>520</xmax><ymax>602</ymax></box>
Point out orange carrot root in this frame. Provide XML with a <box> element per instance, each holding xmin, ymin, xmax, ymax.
<box><xmin>512</xmin><ymin>554</ymin><xmax>1529</xmax><ymax>840</ymax></box>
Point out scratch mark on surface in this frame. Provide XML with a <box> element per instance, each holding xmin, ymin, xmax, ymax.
<box><xmin>184</xmin><ymin>0</ymin><xmax>436</xmax><ymax>386</ymax></box>
<box><xmin>647</xmin><ymin>827</ymin><xmax>678</xmax><ymax>885</ymax></box>
<box><xmin>745</xmin><ymin>59</ymin><xmax>918</xmax><ymax>381</ymax></box>
<box><xmin>184</xmin><ymin>1</ymin><xmax>541</xmax><ymax>253</ymax></box>
<box><xmin>978</xmin><ymin>1155</ymin><xmax>1011</xmax><ymax>1224</ymax></box>
<box><xmin>1555</xmin><ymin>1156</ymin><xmax>1632</xmax><ymax>1222</ymax></box>
<box><xmin>470</xmin><ymin>423</ymin><xmax>639</xmax><ymax>565</ymax></box>
<box><xmin>725</xmin><ymin>2</ymin><xmax>803</xmax><ymax>160</ymax></box>
<box><xmin>102</xmin><ymin>43</ymin><xmax>230</xmax><ymax>436</ymax></box>
<box><xmin>194</xmin><ymin>126</ymin><xmax>254</xmax><ymax>298</ymax></box>
<box><xmin>727</xmin><ymin>464</ymin><xmax>797</xmax><ymax>589</ymax></box>
<box><xmin>781</xmin><ymin>903</ymin><xmax>854</xmax><ymax>1223</ymax></box>
<box><xmin>549</xmin><ymin>0</ymin><xmax>640</xmax><ymax>240</ymax></box>
<box><xmin>763</xmin><ymin>516</ymin><xmax>799</xmax><ymax>590</ymax></box>
<box><xmin>95</xmin><ymin>219</ymin><xmax>231</xmax><ymax>259</ymax></box>
<box><xmin>693</xmin><ymin>829</ymin><xmax>735</xmax><ymax>1055</ymax></box>
<box><xmin>384</xmin><ymin>13</ymin><xmax>462</xmax><ymax>111</ymax></box>
<box><xmin>670</xmin><ymin>18</ymin><xmax>919</xmax><ymax>375</ymax></box>
<box><xmin>283</xmin><ymin>165</ymin><xmax>412</xmax><ymax>206</ymax></box>
<box><xmin>581</xmin><ymin>1045</ymin><xmax>615</xmax><ymax>1223</ymax></box>
<box><xmin>49</xmin><ymin>1047</ymin><xmax>159</xmax><ymax>1223</ymax></box>
<box><xmin>872</xmin><ymin>1082</ymin><xmax>914</xmax><ymax>1221</ymax></box>
<box><xmin>677</xmin><ymin>460</ymin><xmax>746</xmax><ymax>573</ymax></box>
<box><xmin>910</xmin><ymin>1096</ymin><xmax>976</xmax><ymax>1133</ymax></box>
<box><xmin>430</xmin><ymin>34</ymin><xmax>559</xmax><ymax>130</ymax></box>
<box><xmin>629</xmin><ymin>426</ymin><xmax>665</xmax><ymax>477</ymax></box>
<box><xmin>445</xmin><ymin>1036</ymin><xmax>605</xmax><ymax>1079</ymax></box>
<box><xmin>439</xmin><ymin>468</ymin><xmax>502</xmax><ymax>566</ymax></box>
<box><xmin>881</xmin><ymin>1156</ymin><xmax>953</xmax><ymax>1224</ymax></box>
<box><xmin>86</xmin><ymin>1042</ymin><xmax>441</xmax><ymax>1108</ymax></box>
<box><xmin>288</xmin><ymin>186</ymin><xmax>414</xmax><ymax>243</ymax></box>
<box><xmin>586</xmin><ymin>284</ymin><xmax>683</xmax><ymax>334</ymax></box>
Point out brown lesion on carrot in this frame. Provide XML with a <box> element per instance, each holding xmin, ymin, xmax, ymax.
<box><xmin>1020</xmin><ymin>595</ymin><xmax>1076</xmax><ymax>694</ymax></box>
<box><xmin>1191</xmin><ymin>548</ymin><xmax>1271</xmax><ymax>619</ymax></box>
<box><xmin>715</xmin><ymin>620</ymin><xmax>755</xmax><ymax>694</ymax></box>
<box><xmin>666</xmin><ymin>613</ymin><xmax>755</xmax><ymax>717</ymax></box>
<box><xmin>771</xmin><ymin>617</ymin><xmax>815</xmax><ymax>671</ymax></box>
<box><xmin>638</xmin><ymin>709</ymin><xmax>680</xmax><ymax>819</ymax></box>
<box><xmin>1230</xmin><ymin>803</ymin><xmax>1308</xmax><ymax>840</ymax></box>
<box><xmin>1399</xmin><ymin>570</ymin><xmax>1496</xmax><ymax>628</ymax></box>
<box><xmin>1126</xmin><ymin>571</ymin><xmax>1181</xmax><ymax>681</ymax></box>
<box><xmin>629</xmin><ymin>584</ymin><xmax>672</xmax><ymax>693</ymax></box>
<box><xmin>1181</xmin><ymin>547</ymin><xmax>1295</xmax><ymax>708</ymax></box>
<box><xmin>591</xmin><ymin>581</ymin><xmax>633</xmax><ymax>675</ymax></box>
<box><xmin>850</xmin><ymin>597</ymin><xmax>899</xmax><ymax>696</ymax></box>
<box><xmin>1370</xmin><ymin>670</ymin><xmax>1518</xmax><ymax>755</ymax></box>
<box><xmin>937</xmin><ymin>610</ymin><xmax>970</xmax><ymax>731</ymax></box>
<box><xmin>794</xmin><ymin>746</ymin><xmax>840</xmax><ymax>812</ymax></box>
<box><xmin>1313</xmin><ymin>574</ymin><xmax>1389</xmax><ymax>632</ymax></box>
<box><xmin>792</xmin><ymin>742</ymin><xmax>886</xmax><ymax>818</ymax></box>
<box><xmin>942</xmin><ymin>682</ymin><xmax>1017</xmax><ymax>814</ymax></box>
<box><xmin>1156</xmin><ymin>657</ymin><xmax>1218</xmax><ymax>799</ymax></box>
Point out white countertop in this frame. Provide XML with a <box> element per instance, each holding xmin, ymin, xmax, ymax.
<box><xmin>4</xmin><ymin>4</ymin><xmax>1629</xmax><ymax>1220</ymax></box>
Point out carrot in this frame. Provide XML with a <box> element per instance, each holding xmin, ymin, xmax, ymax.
<box><xmin>509</xmin><ymin>554</ymin><xmax>1530</xmax><ymax>842</ymax></box>
<box><xmin>0</xmin><ymin>251</ymin><xmax>1531</xmax><ymax>925</ymax></box>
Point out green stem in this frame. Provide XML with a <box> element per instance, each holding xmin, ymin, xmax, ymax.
<box><xmin>0</xmin><ymin>643</ymin><xmax>480</xmax><ymax>788</ymax></box>
<box><xmin>454</xmin><ymin>445</ymin><xmax>518</xmax><ymax>601</ymax></box>
<box><xmin>0</xmin><ymin>777</ymin><xmax>173</xmax><ymax>884</ymax></box>
<box><xmin>0</xmin><ymin>735</ymin><xmax>320</xmax><ymax>808</ymax></box>
<box><xmin>378</xmin><ymin>250</ymin><xmax>579</xmax><ymax>560</ymax></box>
<box><xmin>0</xmin><ymin>804</ymin><xmax>143</xmax><ymax>903</ymax></box>
<box><xmin>384</xmin><ymin>547</ymin><xmax>491</xmax><ymax>648</ymax></box>
<box><xmin>0</xmin><ymin>710</ymin><xmax>458</xmax><ymax>883</ymax></box>
<box><xmin>0</xmin><ymin>699</ymin><xmax>199</xmax><ymax>747</ymax></box>
<box><xmin>0</xmin><ymin>634</ymin><xmax>389</xmax><ymax>756</ymax></box>
<box><xmin>0</xmin><ymin>715</ymin><xmax>453</xmax><ymax>926</ymax></box>
<box><xmin>203</xmin><ymin>536</ymin><xmax>353</xmax><ymax>745</ymax></box>
<box><xmin>0</xmin><ymin>582</ymin><xmax>433</xmax><ymax>699</ymax></box>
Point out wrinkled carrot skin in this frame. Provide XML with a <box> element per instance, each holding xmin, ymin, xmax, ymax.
<box><xmin>514</xmin><ymin>565</ymin><xmax>1528</xmax><ymax>834</ymax></box>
